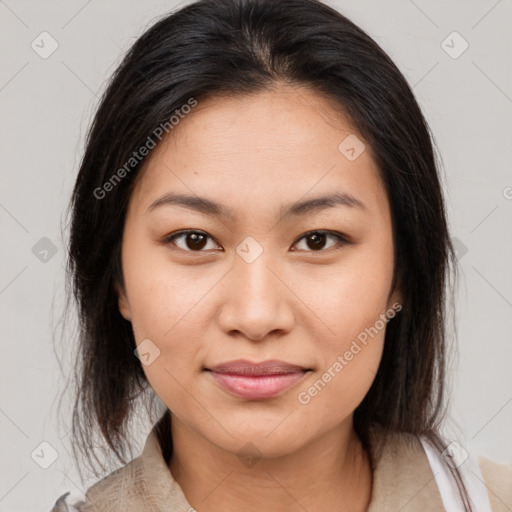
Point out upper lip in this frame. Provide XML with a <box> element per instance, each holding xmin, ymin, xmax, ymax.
<box><xmin>206</xmin><ymin>359</ymin><xmax>310</xmax><ymax>376</ymax></box>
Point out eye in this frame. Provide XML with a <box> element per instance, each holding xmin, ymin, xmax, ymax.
<box><xmin>163</xmin><ymin>229</ymin><xmax>349</xmax><ymax>253</ymax></box>
<box><xmin>163</xmin><ymin>230</ymin><xmax>221</xmax><ymax>252</ymax></box>
<box><xmin>291</xmin><ymin>230</ymin><xmax>349</xmax><ymax>252</ymax></box>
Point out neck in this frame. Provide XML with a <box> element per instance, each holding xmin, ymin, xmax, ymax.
<box><xmin>168</xmin><ymin>414</ymin><xmax>373</xmax><ymax>512</ymax></box>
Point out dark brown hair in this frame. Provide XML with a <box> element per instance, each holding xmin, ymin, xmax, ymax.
<box><xmin>58</xmin><ymin>0</ymin><xmax>470</xmax><ymax>506</ymax></box>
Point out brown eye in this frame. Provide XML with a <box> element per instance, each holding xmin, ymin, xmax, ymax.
<box><xmin>164</xmin><ymin>230</ymin><xmax>220</xmax><ymax>252</ymax></box>
<box><xmin>163</xmin><ymin>229</ymin><xmax>348</xmax><ymax>254</ymax></box>
<box><xmin>292</xmin><ymin>231</ymin><xmax>348</xmax><ymax>252</ymax></box>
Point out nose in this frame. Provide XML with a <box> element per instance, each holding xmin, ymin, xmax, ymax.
<box><xmin>216</xmin><ymin>249</ymin><xmax>295</xmax><ymax>342</ymax></box>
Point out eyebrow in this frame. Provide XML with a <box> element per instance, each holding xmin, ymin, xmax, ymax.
<box><xmin>146</xmin><ymin>191</ymin><xmax>366</xmax><ymax>219</ymax></box>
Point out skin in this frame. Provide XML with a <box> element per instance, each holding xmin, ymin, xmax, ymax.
<box><xmin>117</xmin><ymin>84</ymin><xmax>402</xmax><ymax>512</ymax></box>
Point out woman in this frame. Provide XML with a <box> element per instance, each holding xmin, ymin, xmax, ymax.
<box><xmin>51</xmin><ymin>0</ymin><xmax>512</xmax><ymax>510</ymax></box>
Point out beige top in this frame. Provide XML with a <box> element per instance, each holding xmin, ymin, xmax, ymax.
<box><xmin>50</xmin><ymin>416</ymin><xmax>512</xmax><ymax>511</ymax></box>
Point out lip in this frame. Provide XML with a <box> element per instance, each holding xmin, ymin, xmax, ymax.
<box><xmin>207</xmin><ymin>359</ymin><xmax>310</xmax><ymax>375</ymax></box>
<box><xmin>205</xmin><ymin>359</ymin><xmax>311</xmax><ymax>400</ymax></box>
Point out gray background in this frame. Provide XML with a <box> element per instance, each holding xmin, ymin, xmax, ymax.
<box><xmin>0</xmin><ymin>0</ymin><xmax>511</xmax><ymax>510</ymax></box>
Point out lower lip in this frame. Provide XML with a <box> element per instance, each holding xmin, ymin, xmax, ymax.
<box><xmin>208</xmin><ymin>371</ymin><xmax>308</xmax><ymax>399</ymax></box>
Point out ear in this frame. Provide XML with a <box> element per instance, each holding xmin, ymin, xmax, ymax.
<box><xmin>115</xmin><ymin>281</ymin><xmax>132</xmax><ymax>322</ymax></box>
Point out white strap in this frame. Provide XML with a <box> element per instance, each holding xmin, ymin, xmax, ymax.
<box><xmin>419</xmin><ymin>436</ymin><xmax>493</xmax><ymax>512</ymax></box>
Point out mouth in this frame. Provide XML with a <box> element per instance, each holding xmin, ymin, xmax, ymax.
<box><xmin>204</xmin><ymin>359</ymin><xmax>313</xmax><ymax>400</ymax></box>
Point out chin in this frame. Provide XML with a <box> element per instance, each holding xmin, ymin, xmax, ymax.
<box><xmin>208</xmin><ymin>421</ymin><xmax>307</xmax><ymax>461</ymax></box>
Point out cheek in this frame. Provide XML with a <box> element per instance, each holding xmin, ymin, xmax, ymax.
<box><xmin>120</xmin><ymin>242</ymin><xmax>210</xmax><ymax>392</ymax></box>
<box><xmin>305</xmin><ymin>244</ymin><xmax>394</xmax><ymax>342</ymax></box>
<box><xmin>128</xmin><ymin>272</ymin><xmax>208</xmax><ymax>372</ymax></box>
<box><xmin>123</xmin><ymin>244</ymin><xmax>213</xmax><ymax>339</ymax></box>
<box><xmin>297</xmin><ymin>241</ymin><xmax>393</xmax><ymax>401</ymax></box>
<box><xmin>295</xmin><ymin>320</ymin><xmax>386</xmax><ymax>425</ymax></box>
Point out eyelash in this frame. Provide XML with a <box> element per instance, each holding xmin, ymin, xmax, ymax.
<box><xmin>162</xmin><ymin>229</ymin><xmax>350</xmax><ymax>254</ymax></box>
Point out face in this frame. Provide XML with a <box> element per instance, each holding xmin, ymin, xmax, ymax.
<box><xmin>117</xmin><ymin>85</ymin><xmax>401</xmax><ymax>458</ymax></box>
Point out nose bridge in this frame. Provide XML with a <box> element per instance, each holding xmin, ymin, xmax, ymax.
<box><xmin>233</xmin><ymin>238</ymin><xmax>278</xmax><ymax>300</ymax></box>
<box><xmin>217</xmin><ymin>237</ymin><xmax>294</xmax><ymax>340</ymax></box>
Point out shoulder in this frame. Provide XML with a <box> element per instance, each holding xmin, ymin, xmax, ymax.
<box><xmin>48</xmin><ymin>417</ymin><xmax>189</xmax><ymax>512</ymax></box>
<box><xmin>367</xmin><ymin>423</ymin><xmax>429</xmax><ymax>466</ymax></box>
<box><xmin>48</xmin><ymin>457</ymin><xmax>146</xmax><ymax>512</ymax></box>
<box><xmin>366</xmin><ymin>425</ymin><xmax>447</xmax><ymax>510</ymax></box>
<box><xmin>49</xmin><ymin>491</ymin><xmax>86</xmax><ymax>512</ymax></box>
<box><xmin>478</xmin><ymin>455</ymin><xmax>512</xmax><ymax>512</ymax></box>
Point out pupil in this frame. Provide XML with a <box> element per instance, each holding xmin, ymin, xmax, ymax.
<box><xmin>308</xmin><ymin>233</ymin><xmax>326</xmax><ymax>250</ymax></box>
<box><xmin>188</xmin><ymin>233</ymin><xmax>207</xmax><ymax>250</ymax></box>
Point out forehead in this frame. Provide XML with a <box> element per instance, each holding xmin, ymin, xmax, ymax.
<box><xmin>130</xmin><ymin>86</ymin><xmax>387</xmax><ymax>219</ymax></box>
